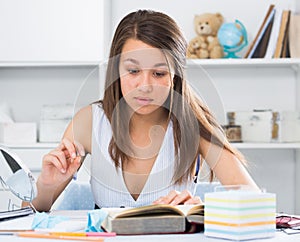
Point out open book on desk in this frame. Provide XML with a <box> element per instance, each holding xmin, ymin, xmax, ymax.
<box><xmin>101</xmin><ymin>204</ymin><xmax>204</xmax><ymax>235</ymax></box>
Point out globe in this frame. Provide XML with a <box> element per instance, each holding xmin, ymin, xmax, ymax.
<box><xmin>217</xmin><ymin>20</ymin><xmax>248</xmax><ymax>58</ymax></box>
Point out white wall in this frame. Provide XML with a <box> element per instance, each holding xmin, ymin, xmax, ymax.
<box><xmin>0</xmin><ymin>0</ymin><xmax>103</xmax><ymax>61</ymax></box>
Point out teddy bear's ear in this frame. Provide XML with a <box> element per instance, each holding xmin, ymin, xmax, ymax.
<box><xmin>215</xmin><ymin>13</ymin><xmax>224</xmax><ymax>23</ymax></box>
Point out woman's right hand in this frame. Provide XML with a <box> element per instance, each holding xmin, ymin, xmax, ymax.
<box><xmin>39</xmin><ymin>138</ymin><xmax>85</xmax><ymax>188</ymax></box>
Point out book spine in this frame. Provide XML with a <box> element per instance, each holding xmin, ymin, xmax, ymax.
<box><xmin>247</xmin><ymin>9</ymin><xmax>276</xmax><ymax>58</ymax></box>
<box><xmin>274</xmin><ymin>10</ymin><xmax>291</xmax><ymax>58</ymax></box>
<box><xmin>244</xmin><ymin>4</ymin><xmax>275</xmax><ymax>58</ymax></box>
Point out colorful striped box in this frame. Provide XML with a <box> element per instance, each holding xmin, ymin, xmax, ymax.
<box><xmin>204</xmin><ymin>190</ymin><xmax>276</xmax><ymax>241</ymax></box>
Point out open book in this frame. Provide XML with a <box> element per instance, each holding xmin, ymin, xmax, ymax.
<box><xmin>101</xmin><ymin>204</ymin><xmax>204</xmax><ymax>235</ymax></box>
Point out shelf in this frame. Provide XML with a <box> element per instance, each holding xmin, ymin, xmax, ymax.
<box><xmin>2</xmin><ymin>142</ymin><xmax>300</xmax><ymax>150</ymax></box>
<box><xmin>1</xmin><ymin>59</ymin><xmax>299</xmax><ymax>68</ymax></box>
<box><xmin>232</xmin><ymin>142</ymin><xmax>300</xmax><ymax>149</ymax></box>
<box><xmin>0</xmin><ymin>142</ymin><xmax>58</xmax><ymax>149</ymax></box>
<box><xmin>187</xmin><ymin>58</ymin><xmax>300</xmax><ymax>69</ymax></box>
<box><xmin>0</xmin><ymin>61</ymin><xmax>100</xmax><ymax>68</ymax></box>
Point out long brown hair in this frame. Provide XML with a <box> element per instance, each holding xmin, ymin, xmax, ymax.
<box><xmin>98</xmin><ymin>9</ymin><xmax>245</xmax><ymax>184</ymax></box>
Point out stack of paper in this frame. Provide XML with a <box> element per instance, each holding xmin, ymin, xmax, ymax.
<box><xmin>204</xmin><ymin>190</ymin><xmax>276</xmax><ymax>241</ymax></box>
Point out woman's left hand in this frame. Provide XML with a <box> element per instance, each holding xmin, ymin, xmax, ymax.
<box><xmin>153</xmin><ymin>189</ymin><xmax>202</xmax><ymax>205</ymax></box>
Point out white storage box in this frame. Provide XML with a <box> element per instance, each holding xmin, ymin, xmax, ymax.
<box><xmin>280</xmin><ymin>111</ymin><xmax>300</xmax><ymax>142</ymax></box>
<box><xmin>39</xmin><ymin>104</ymin><xmax>73</xmax><ymax>143</ymax></box>
<box><xmin>0</xmin><ymin>122</ymin><xmax>37</xmax><ymax>144</ymax></box>
<box><xmin>235</xmin><ymin>111</ymin><xmax>273</xmax><ymax>142</ymax></box>
<box><xmin>40</xmin><ymin>104</ymin><xmax>74</xmax><ymax>120</ymax></box>
<box><xmin>39</xmin><ymin>119</ymin><xmax>70</xmax><ymax>143</ymax></box>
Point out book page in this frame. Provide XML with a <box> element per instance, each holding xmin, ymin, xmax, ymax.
<box><xmin>103</xmin><ymin>204</ymin><xmax>204</xmax><ymax>220</ymax></box>
<box><xmin>114</xmin><ymin>204</ymin><xmax>184</xmax><ymax>218</ymax></box>
<box><xmin>177</xmin><ymin>204</ymin><xmax>205</xmax><ymax>226</ymax></box>
<box><xmin>102</xmin><ymin>207</ymin><xmax>133</xmax><ymax>219</ymax></box>
<box><xmin>175</xmin><ymin>204</ymin><xmax>204</xmax><ymax>216</ymax></box>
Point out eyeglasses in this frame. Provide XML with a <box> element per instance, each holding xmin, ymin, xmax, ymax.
<box><xmin>276</xmin><ymin>214</ymin><xmax>300</xmax><ymax>235</ymax></box>
<box><xmin>276</xmin><ymin>215</ymin><xmax>300</xmax><ymax>228</ymax></box>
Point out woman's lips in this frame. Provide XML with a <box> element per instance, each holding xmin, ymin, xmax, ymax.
<box><xmin>134</xmin><ymin>96</ymin><xmax>154</xmax><ymax>106</ymax></box>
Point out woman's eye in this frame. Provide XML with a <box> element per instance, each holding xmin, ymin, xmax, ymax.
<box><xmin>128</xmin><ymin>69</ymin><xmax>140</xmax><ymax>74</ymax></box>
<box><xmin>153</xmin><ymin>71</ymin><xmax>167</xmax><ymax>78</ymax></box>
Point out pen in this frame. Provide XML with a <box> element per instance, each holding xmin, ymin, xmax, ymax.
<box><xmin>0</xmin><ymin>230</ymin><xmax>34</xmax><ymax>235</ymax></box>
<box><xmin>50</xmin><ymin>232</ymin><xmax>117</xmax><ymax>237</ymax></box>
<box><xmin>0</xmin><ymin>232</ymin><xmax>14</xmax><ymax>235</ymax></box>
<box><xmin>17</xmin><ymin>232</ymin><xmax>104</xmax><ymax>241</ymax></box>
<box><xmin>72</xmin><ymin>147</ymin><xmax>80</xmax><ymax>180</ymax></box>
<box><xmin>72</xmin><ymin>171</ymin><xmax>78</xmax><ymax>180</ymax></box>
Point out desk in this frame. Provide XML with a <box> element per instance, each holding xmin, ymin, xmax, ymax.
<box><xmin>0</xmin><ymin>231</ymin><xmax>299</xmax><ymax>242</ymax></box>
<box><xmin>0</xmin><ymin>210</ymin><xmax>299</xmax><ymax>242</ymax></box>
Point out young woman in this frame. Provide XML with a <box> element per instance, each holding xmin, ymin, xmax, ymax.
<box><xmin>27</xmin><ymin>10</ymin><xmax>258</xmax><ymax>212</ymax></box>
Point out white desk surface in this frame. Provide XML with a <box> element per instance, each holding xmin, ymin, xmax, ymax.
<box><xmin>0</xmin><ymin>210</ymin><xmax>299</xmax><ymax>241</ymax></box>
<box><xmin>0</xmin><ymin>232</ymin><xmax>299</xmax><ymax>242</ymax></box>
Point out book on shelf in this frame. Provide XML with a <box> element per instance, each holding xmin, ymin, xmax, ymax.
<box><xmin>101</xmin><ymin>204</ymin><xmax>205</xmax><ymax>235</ymax></box>
<box><xmin>288</xmin><ymin>13</ymin><xmax>300</xmax><ymax>58</ymax></box>
<box><xmin>273</xmin><ymin>10</ymin><xmax>291</xmax><ymax>58</ymax></box>
<box><xmin>244</xmin><ymin>4</ymin><xmax>275</xmax><ymax>58</ymax></box>
<box><xmin>264</xmin><ymin>8</ymin><xmax>283</xmax><ymax>58</ymax></box>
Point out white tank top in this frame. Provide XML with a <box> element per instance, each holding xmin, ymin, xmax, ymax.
<box><xmin>90</xmin><ymin>104</ymin><xmax>195</xmax><ymax>208</ymax></box>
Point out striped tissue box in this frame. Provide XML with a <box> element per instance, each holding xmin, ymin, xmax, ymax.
<box><xmin>204</xmin><ymin>190</ymin><xmax>276</xmax><ymax>241</ymax></box>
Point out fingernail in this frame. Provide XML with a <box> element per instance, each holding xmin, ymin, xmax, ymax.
<box><xmin>80</xmin><ymin>150</ymin><xmax>85</xmax><ymax>156</ymax></box>
<box><xmin>61</xmin><ymin>169</ymin><xmax>66</xmax><ymax>173</ymax></box>
<box><xmin>71</xmin><ymin>153</ymin><xmax>76</xmax><ymax>158</ymax></box>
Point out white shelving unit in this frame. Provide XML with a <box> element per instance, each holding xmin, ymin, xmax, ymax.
<box><xmin>187</xmin><ymin>58</ymin><xmax>300</xmax><ymax>68</ymax></box>
<box><xmin>0</xmin><ymin>61</ymin><xmax>101</xmax><ymax>210</ymax></box>
<box><xmin>186</xmin><ymin>58</ymin><xmax>300</xmax><ymax>214</ymax></box>
<box><xmin>233</xmin><ymin>143</ymin><xmax>300</xmax><ymax>149</ymax></box>
<box><xmin>1</xmin><ymin>58</ymin><xmax>298</xmax><ymax>213</ymax></box>
<box><xmin>0</xmin><ymin>62</ymin><xmax>101</xmax><ymax>67</ymax></box>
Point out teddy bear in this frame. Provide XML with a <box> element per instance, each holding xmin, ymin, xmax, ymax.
<box><xmin>187</xmin><ymin>12</ymin><xmax>224</xmax><ymax>59</ymax></box>
<box><xmin>186</xmin><ymin>35</ymin><xmax>209</xmax><ymax>59</ymax></box>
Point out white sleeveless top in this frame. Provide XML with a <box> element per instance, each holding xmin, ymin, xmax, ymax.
<box><xmin>90</xmin><ymin>104</ymin><xmax>195</xmax><ymax>208</ymax></box>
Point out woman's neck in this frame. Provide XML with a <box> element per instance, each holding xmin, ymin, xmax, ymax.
<box><xmin>127</xmin><ymin>107</ymin><xmax>169</xmax><ymax>158</ymax></box>
<box><xmin>130</xmin><ymin>107</ymin><xmax>169</xmax><ymax>132</ymax></box>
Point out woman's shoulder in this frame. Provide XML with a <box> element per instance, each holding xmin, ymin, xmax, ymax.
<box><xmin>75</xmin><ymin>102</ymin><xmax>103</xmax><ymax>117</ymax></box>
<box><xmin>75</xmin><ymin>105</ymin><xmax>92</xmax><ymax>118</ymax></box>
